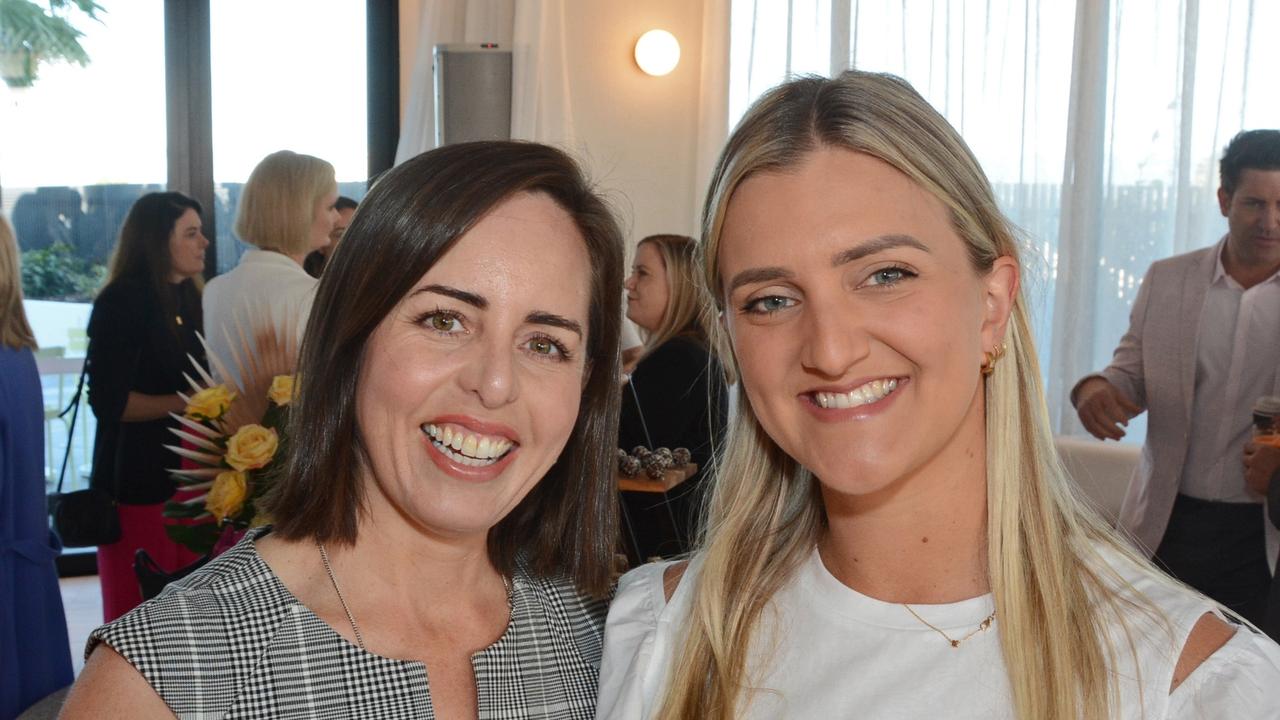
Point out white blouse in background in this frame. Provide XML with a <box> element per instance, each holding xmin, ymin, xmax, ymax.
<box><xmin>202</xmin><ymin>249</ymin><xmax>317</xmax><ymax>389</ymax></box>
<box><xmin>596</xmin><ymin>546</ymin><xmax>1280</xmax><ymax>719</ymax></box>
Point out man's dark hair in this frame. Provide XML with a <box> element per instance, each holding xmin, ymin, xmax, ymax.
<box><xmin>335</xmin><ymin>195</ymin><xmax>358</xmax><ymax>212</ymax></box>
<box><xmin>1220</xmin><ymin>130</ymin><xmax>1280</xmax><ymax>196</ymax></box>
<box><xmin>264</xmin><ymin>141</ymin><xmax>624</xmax><ymax>597</ymax></box>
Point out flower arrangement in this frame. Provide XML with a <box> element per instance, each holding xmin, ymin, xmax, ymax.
<box><xmin>162</xmin><ymin>319</ymin><xmax>298</xmax><ymax>555</ymax></box>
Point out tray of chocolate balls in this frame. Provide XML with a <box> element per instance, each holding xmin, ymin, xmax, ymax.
<box><xmin>616</xmin><ymin>446</ymin><xmax>697</xmax><ymax>493</ymax></box>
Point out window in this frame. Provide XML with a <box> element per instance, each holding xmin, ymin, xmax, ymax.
<box><xmin>2</xmin><ymin>0</ymin><xmax>167</xmax><ymax>494</ymax></box>
<box><xmin>209</xmin><ymin>0</ymin><xmax>369</xmax><ymax>271</ymax></box>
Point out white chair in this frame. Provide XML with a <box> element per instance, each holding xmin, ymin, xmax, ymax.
<box><xmin>1054</xmin><ymin>435</ymin><xmax>1141</xmax><ymax>525</ymax></box>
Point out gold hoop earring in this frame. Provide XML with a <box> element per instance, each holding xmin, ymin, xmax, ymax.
<box><xmin>981</xmin><ymin>342</ymin><xmax>1007</xmax><ymax>377</ymax></box>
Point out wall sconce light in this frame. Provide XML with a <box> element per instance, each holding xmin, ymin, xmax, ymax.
<box><xmin>634</xmin><ymin>29</ymin><xmax>680</xmax><ymax>76</ymax></box>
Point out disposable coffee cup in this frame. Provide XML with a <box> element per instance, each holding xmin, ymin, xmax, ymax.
<box><xmin>1252</xmin><ymin>396</ymin><xmax>1280</xmax><ymax>436</ymax></box>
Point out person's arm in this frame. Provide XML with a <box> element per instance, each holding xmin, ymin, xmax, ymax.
<box><xmin>1071</xmin><ymin>264</ymin><xmax>1156</xmax><ymax>440</ymax></box>
<box><xmin>86</xmin><ymin>286</ymin><xmax>185</xmax><ymax>424</ymax></box>
<box><xmin>58</xmin><ymin>644</ymin><xmax>175</xmax><ymax>718</ymax></box>
<box><xmin>120</xmin><ymin>391</ymin><xmax>187</xmax><ymax>422</ymax></box>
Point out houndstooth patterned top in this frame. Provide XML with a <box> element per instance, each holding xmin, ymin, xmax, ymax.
<box><xmin>87</xmin><ymin>529</ymin><xmax>608</xmax><ymax>719</ymax></box>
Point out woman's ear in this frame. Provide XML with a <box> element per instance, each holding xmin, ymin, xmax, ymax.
<box><xmin>980</xmin><ymin>256</ymin><xmax>1019</xmax><ymax>349</ymax></box>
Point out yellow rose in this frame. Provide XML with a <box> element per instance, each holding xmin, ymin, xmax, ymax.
<box><xmin>224</xmin><ymin>424</ymin><xmax>278</xmax><ymax>471</ymax></box>
<box><xmin>206</xmin><ymin>470</ymin><xmax>248</xmax><ymax>523</ymax></box>
<box><xmin>268</xmin><ymin>374</ymin><xmax>296</xmax><ymax>407</ymax></box>
<box><xmin>185</xmin><ymin>385</ymin><xmax>236</xmax><ymax>421</ymax></box>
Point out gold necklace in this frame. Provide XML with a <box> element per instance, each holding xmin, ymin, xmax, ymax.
<box><xmin>902</xmin><ymin>605</ymin><xmax>996</xmax><ymax>648</ymax></box>
<box><xmin>318</xmin><ymin>542</ymin><xmax>366</xmax><ymax>650</ymax></box>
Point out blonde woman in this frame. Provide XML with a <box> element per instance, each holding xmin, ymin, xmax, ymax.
<box><xmin>203</xmin><ymin>150</ymin><xmax>338</xmax><ymax>389</ymax></box>
<box><xmin>596</xmin><ymin>72</ymin><xmax>1280</xmax><ymax>718</ymax></box>
<box><xmin>0</xmin><ymin>217</ymin><xmax>73</xmax><ymax>715</ymax></box>
<box><xmin>619</xmin><ymin>235</ymin><xmax>728</xmax><ymax>562</ymax></box>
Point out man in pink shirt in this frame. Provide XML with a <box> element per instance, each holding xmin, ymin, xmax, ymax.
<box><xmin>1073</xmin><ymin>129</ymin><xmax>1280</xmax><ymax>624</ymax></box>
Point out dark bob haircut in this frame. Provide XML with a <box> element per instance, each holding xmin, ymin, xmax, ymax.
<box><xmin>1220</xmin><ymin>129</ymin><xmax>1280</xmax><ymax>196</ymax></box>
<box><xmin>264</xmin><ymin>141</ymin><xmax>624</xmax><ymax>597</ymax></box>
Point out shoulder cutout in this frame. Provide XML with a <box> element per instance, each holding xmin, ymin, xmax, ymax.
<box><xmin>663</xmin><ymin>561</ymin><xmax>689</xmax><ymax>602</ymax></box>
<box><xmin>1170</xmin><ymin>612</ymin><xmax>1236</xmax><ymax>692</ymax></box>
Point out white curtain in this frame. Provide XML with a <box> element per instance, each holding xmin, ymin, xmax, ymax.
<box><xmin>394</xmin><ymin>0</ymin><xmax>517</xmax><ymax>164</ymax></box>
<box><xmin>510</xmin><ymin>0</ymin><xmax>574</xmax><ymax>146</ymax></box>
<box><xmin>728</xmin><ymin>0</ymin><xmax>1277</xmax><ymax>436</ymax></box>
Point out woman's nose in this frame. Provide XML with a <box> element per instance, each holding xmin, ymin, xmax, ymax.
<box><xmin>799</xmin><ymin>300</ymin><xmax>870</xmax><ymax>379</ymax></box>
<box><xmin>460</xmin><ymin>339</ymin><xmax>519</xmax><ymax>409</ymax></box>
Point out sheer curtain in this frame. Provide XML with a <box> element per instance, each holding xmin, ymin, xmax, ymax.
<box><xmin>728</xmin><ymin>0</ymin><xmax>1276</xmax><ymax>435</ymax></box>
<box><xmin>394</xmin><ymin>0</ymin><xmax>576</xmax><ymax>163</ymax></box>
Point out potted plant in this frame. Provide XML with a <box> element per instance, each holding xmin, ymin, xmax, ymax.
<box><xmin>0</xmin><ymin>0</ymin><xmax>103</xmax><ymax>88</ymax></box>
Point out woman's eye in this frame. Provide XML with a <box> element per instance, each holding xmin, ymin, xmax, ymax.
<box><xmin>742</xmin><ymin>295</ymin><xmax>796</xmax><ymax>315</ymax></box>
<box><xmin>422</xmin><ymin>311</ymin><xmax>464</xmax><ymax>334</ymax></box>
<box><xmin>527</xmin><ymin>335</ymin><xmax>570</xmax><ymax>361</ymax></box>
<box><xmin>865</xmin><ymin>266</ymin><xmax>914</xmax><ymax>287</ymax></box>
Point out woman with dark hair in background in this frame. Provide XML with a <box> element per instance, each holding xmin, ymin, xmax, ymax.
<box><xmin>0</xmin><ymin>217</ymin><xmax>73</xmax><ymax>718</ymax></box>
<box><xmin>619</xmin><ymin>234</ymin><xmax>728</xmax><ymax>563</ymax></box>
<box><xmin>85</xmin><ymin>191</ymin><xmax>208</xmax><ymax>621</ymax></box>
<box><xmin>62</xmin><ymin>141</ymin><xmax>625</xmax><ymax>719</ymax></box>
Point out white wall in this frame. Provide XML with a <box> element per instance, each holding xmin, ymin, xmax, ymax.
<box><xmin>560</xmin><ymin>0</ymin><xmax>705</xmax><ymax>242</ymax></box>
<box><xmin>397</xmin><ymin>0</ymin><xmax>707</xmax><ymax>245</ymax></box>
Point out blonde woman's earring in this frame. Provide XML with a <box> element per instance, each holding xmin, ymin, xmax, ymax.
<box><xmin>981</xmin><ymin>342</ymin><xmax>1007</xmax><ymax>377</ymax></box>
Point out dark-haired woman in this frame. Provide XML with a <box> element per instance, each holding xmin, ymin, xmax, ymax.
<box><xmin>84</xmin><ymin>192</ymin><xmax>208</xmax><ymax>622</ymax></box>
<box><xmin>620</xmin><ymin>235</ymin><xmax>728</xmax><ymax>562</ymax></box>
<box><xmin>61</xmin><ymin>141</ymin><xmax>625</xmax><ymax>719</ymax></box>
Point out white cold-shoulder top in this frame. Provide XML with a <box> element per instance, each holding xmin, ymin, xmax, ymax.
<box><xmin>596</xmin><ymin>546</ymin><xmax>1280</xmax><ymax>719</ymax></box>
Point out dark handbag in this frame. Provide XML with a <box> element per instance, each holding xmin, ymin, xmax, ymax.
<box><xmin>47</xmin><ymin>364</ymin><xmax>122</xmax><ymax>547</ymax></box>
<box><xmin>134</xmin><ymin>549</ymin><xmax>207</xmax><ymax>601</ymax></box>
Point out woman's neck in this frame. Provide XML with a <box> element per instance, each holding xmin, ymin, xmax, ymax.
<box><xmin>817</xmin><ymin>396</ymin><xmax>990</xmax><ymax>605</ymax></box>
<box><xmin>261</xmin><ymin>247</ymin><xmax>307</xmax><ymax>267</ymax></box>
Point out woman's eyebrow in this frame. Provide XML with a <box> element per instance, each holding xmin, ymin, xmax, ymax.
<box><xmin>831</xmin><ymin>234</ymin><xmax>929</xmax><ymax>266</ymax></box>
<box><xmin>526</xmin><ymin>311</ymin><xmax>583</xmax><ymax>339</ymax></box>
<box><xmin>413</xmin><ymin>284</ymin><xmax>487</xmax><ymax>309</ymax></box>
<box><xmin>727</xmin><ymin>266</ymin><xmax>794</xmax><ymax>295</ymax></box>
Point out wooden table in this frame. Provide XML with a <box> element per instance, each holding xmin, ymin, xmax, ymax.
<box><xmin>617</xmin><ymin>464</ymin><xmax>696</xmax><ymax>494</ymax></box>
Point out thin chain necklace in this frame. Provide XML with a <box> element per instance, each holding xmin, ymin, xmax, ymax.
<box><xmin>316</xmin><ymin>542</ymin><xmax>512</xmax><ymax>654</ymax></box>
<box><xmin>317</xmin><ymin>542</ymin><xmax>366</xmax><ymax>650</ymax></box>
<box><xmin>902</xmin><ymin>604</ymin><xmax>996</xmax><ymax>648</ymax></box>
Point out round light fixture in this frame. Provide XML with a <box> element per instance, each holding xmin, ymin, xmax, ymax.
<box><xmin>634</xmin><ymin>29</ymin><xmax>680</xmax><ymax>77</ymax></box>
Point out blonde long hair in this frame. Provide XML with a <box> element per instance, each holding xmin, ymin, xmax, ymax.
<box><xmin>658</xmin><ymin>71</ymin><xmax>1161</xmax><ymax>719</ymax></box>
<box><xmin>635</xmin><ymin>234</ymin><xmax>709</xmax><ymax>358</ymax></box>
<box><xmin>0</xmin><ymin>217</ymin><xmax>37</xmax><ymax>351</ymax></box>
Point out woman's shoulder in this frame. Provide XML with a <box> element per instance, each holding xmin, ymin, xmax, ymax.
<box><xmin>596</xmin><ymin>559</ymin><xmax>699</xmax><ymax>720</ymax></box>
<box><xmin>1085</xmin><ymin>539</ymin><xmax>1280</xmax><ymax>715</ymax></box>
<box><xmin>91</xmin><ymin>279</ymin><xmax>146</xmax><ymax>313</ymax></box>
<box><xmin>87</xmin><ymin>530</ymin><xmax>292</xmax><ymax>674</ymax></box>
<box><xmin>513</xmin><ymin>565</ymin><xmax>612</xmax><ymax>660</ymax></box>
<box><xmin>648</xmin><ymin>336</ymin><xmax>712</xmax><ymax>364</ymax></box>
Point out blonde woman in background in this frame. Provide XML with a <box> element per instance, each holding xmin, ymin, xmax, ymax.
<box><xmin>0</xmin><ymin>217</ymin><xmax>73</xmax><ymax>716</ymax></box>
<box><xmin>203</xmin><ymin>150</ymin><xmax>338</xmax><ymax>389</ymax></box>
<box><xmin>618</xmin><ymin>235</ymin><xmax>728</xmax><ymax>563</ymax></box>
<box><xmin>597</xmin><ymin>71</ymin><xmax>1280</xmax><ymax>719</ymax></box>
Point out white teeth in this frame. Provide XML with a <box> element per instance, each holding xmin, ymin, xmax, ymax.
<box><xmin>423</xmin><ymin>423</ymin><xmax>515</xmax><ymax>464</ymax></box>
<box><xmin>814</xmin><ymin>378</ymin><xmax>899</xmax><ymax>410</ymax></box>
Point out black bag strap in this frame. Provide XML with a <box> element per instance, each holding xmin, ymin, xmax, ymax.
<box><xmin>54</xmin><ymin>362</ymin><xmax>88</xmax><ymax>495</ymax></box>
